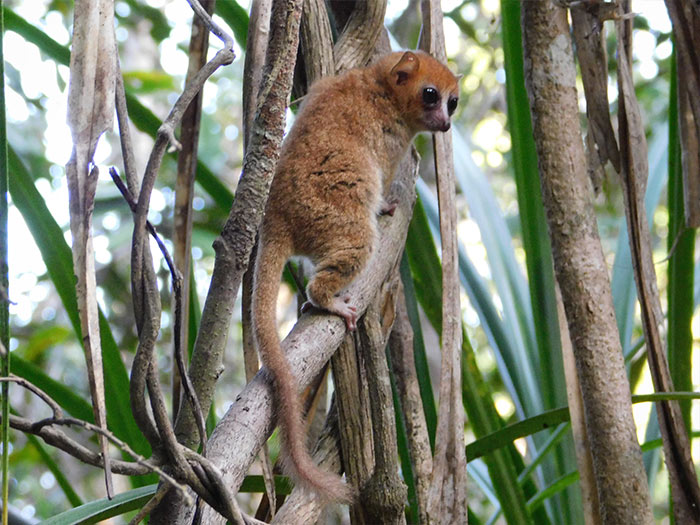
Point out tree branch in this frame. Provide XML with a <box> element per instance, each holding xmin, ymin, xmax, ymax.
<box><xmin>520</xmin><ymin>2</ymin><xmax>653</xmax><ymax>522</ymax></box>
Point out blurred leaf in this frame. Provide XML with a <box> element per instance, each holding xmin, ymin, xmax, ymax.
<box><xmin>5</xmin><ymin>5</ymin><xmax>234</xmax><ymax>212</ymax></box>
<box><xmin>501</xmin><ymin>2</ymin><xmax>573</xmax><ymax>519</ymax></box>
<box><xmin>122</xmin><ymin>70</ymin><xmax>176</xmax><ymax>93</ymax></box>
<box><xmin>466</xmin><ymin>406</ymin><xmax>569</xmax><ymax>461</ymax></box>
<box><xmin>11</xmin><ymin>356</ymin><xmax>93</xmax><ymax>422</ymax></box>
<box><xmin>527</xmin><ymin>472</ymin><xmax>579</xmax><ymax>515</ymax></box>
<box><xmin>0</xmin><ymin>3</ymin><xmax>8</xmax><ymax>519</ymax></box>
<box><xmin>26</xmin><ymin>434</ymin><xmax>84</xmax><ymax>507</ymax></box>
<box><xmin>215</xmin><ymin>0</ymin><xmax>249</xmax><ymax>49</ymax></box>
<box><xmin>121</xmin><ymin>0</ymin><xmax>171</xmax><ymax>42</ymax></box>
<box><xmin>399</xmin><ymin>250</ymin><xmax>437</xmax><ymax>448</ymax></box>
<box><xmin>405</xmin><ymin>196</ymin><xmax>534</xmax><ymax>525</ymax></box>
<box><xmin>239</xmin><ymin>475</ymin><xmax>292</xmax><ymax>494</ymax></box>
<box><xmin>467</xmin><ymin>391</ymin><xmax>700</xmax><ymax>462</ymax></box>
<box><xmin>666</xmin><ymin>49</ymin><xmax>695</xmax><ymax>431</ymax></box>
<box><xmin>4</xmin><ymin>7</ymin><xmax>70</xmax><ymax>64</ymax></box>
<box><xmin>501</xmin><ymin>0</ymin><xmax>563</xmax><ymax>412</ymax></box>
<box><xmin>20</xmin><ymin>325</ymin><xmax>71</xmax><ymax>362</ymax></box>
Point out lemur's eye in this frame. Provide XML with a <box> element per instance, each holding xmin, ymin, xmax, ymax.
<box><xmin>447</xmin><ymin>96</ymin><xmax>458</xmax><ymax>115</ymax></box>
<box><xmin>422</xmin><ymin>87</ymin><xmax>439</xmax><ymax>106</ymax></box>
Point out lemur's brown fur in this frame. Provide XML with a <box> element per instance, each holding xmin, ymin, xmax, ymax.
<box><xmin>252</xmin><ymin>51</ymin><xmax>459</xmax><ymax>502</ymax></box>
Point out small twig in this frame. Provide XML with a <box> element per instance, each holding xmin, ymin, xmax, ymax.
<box><xmin>114</xmin><ymin>50</ymin><xmax>140</xmax><ymax>195</ymax></box>
<box><xmin>289</xmin><ymin>94</ymin><xmax>307</xmax><ymax>107</ymax></box>
<box><xmin>39</xmin><ymin>416</ymin><xmax>192</xmax><ymax>504</ymax></box>
<box><xmin>657</xmin><ymin>225</ymin><xmax>690</xmax><ymax>264</ymax></box>
<box><xmin>181</xmin><ymin>448</ymin><xmax>246</xmax><ymax>524</ymax></box>
<box><xmin>130</xmin><ymin>485</ymin><xmax>172</xmax><ymax>525</ymax></box>
<box><xmin>123</xmin><ymin>0</ymin><xmax>235</xmax><ymax>473</ymax></box>
<box><xmin>0</xmin><ymin>375</ymin><xmax>63</xmax><ymax>419</ymax></box>
<box><xmin>185</xmin><ymin>0</ymin><xmax>234</xmax><ymax>50</ymax></box>
<box><xmin>8</xmin><ymin>414</ymin><xmax>154</xmax><ymax>475</ymax></box>
<box><xmin>1</xmin><ymin>378</ymin><xmax>189</xmax><ymax>501</ymax></box>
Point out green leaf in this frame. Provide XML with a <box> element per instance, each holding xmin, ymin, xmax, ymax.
<box><xmin>467</xmin><ymin>392</ymin><xmax>700</xmax><ymax>461</ymax></box>
<box><xmin>43</xmin><ymin>484</ymin><xmax>157</xmax><ymax>525</ymax></box>
<box><xmin>405</xmin><ymin>196</ymin><xmax>534</xmax><ymax>524</ymax></box>
<box><xmin>11</xmin><ymin>356</ymin><xmax>93</xmax><ymax>422</ymax></box>
<box><xmin>27</xmin><ymin>434</ymin><xmax>84</xmax><ymax>507</ymax></box>
<box><xmin>386</xmin><ymin>344</ymin><xmax>420</xmax><ymax>524</ymax></box>
<box><xmin>121</xmin><ymin>0</ymin><xmax>171</xmax><ymax>42</ymax></box>
<box><xmin>4</xmin><ymin>7</ymin><xmax>70</xmax><ymax>64</ymax></box>
<box><xmin>466</xmin><ymin>407</ymin><xmax>569</xmax><ymax>462</ymax></box>
<box><xmin>666</xmin><ymin>48</ymin><xmax>695</xmax><ymax>432</ymax></box>
<box><xmin>399</xmin><ymin>252</ymin><xmax>436</xmax><ymax>449</ymax></box>
<box><xmin>239</xmin><ymin>474</ymin><xmax>292</xmax><ymax>494</ymax></box>
<box><xmin>501</xmin><ymin>0</ymin><xmax>563</xmax><ymax>412</ymax></box>
<box><xmin>122</xmin><ymin>70</ymin><xmax>176</xmax><ymax>93</ymax></box>
<box><xmin>527</xmin><ymin>471</ymin><xmax>579</xmax><ymax>514</ymax></box>
<box><xmin>500</xmin><ymin>2</ymin><xmax>573</xmax><ymax>518</ymax></box>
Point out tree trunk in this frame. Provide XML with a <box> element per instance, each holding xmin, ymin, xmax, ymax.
<box><xmin>520</xmin><ymin>2</ymin><xmax>653</xmax><ymax>523</ymax></box>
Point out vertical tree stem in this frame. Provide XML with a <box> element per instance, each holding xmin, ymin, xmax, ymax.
<box><xmin>520</xmin><ymin>2</ymin><xmax>653</xmax><ymax>523</ymax></box>
<box><xmin>0</xmin><ymin>1</ymin><xmax>10</xmax><ymax>522</ymax></box>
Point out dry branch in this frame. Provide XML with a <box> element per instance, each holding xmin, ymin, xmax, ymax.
<box><xmin>571</xmin><ymin>2</ymin><xmax>619</xmax><ymax>190</ymax></box>
<box><xmin>331</xmin><ymin>333</ymin><xmax>375</xmax><ymax>523</ymax></box>
<box><xmin>616</xmin><ymin>6</ymin><xmax>700</xmax><ymax>522</ymax></box>
<box><xmin>419</xmin><ymin>1</ymin><xmax>467</xmax><ymax>522</ymax></box>
<box><xmin>332</xmin><ymin>0</ymin><xmax>388</xmax><ymax>72</ymax></box>
<box><xmin>356</xmin><ymin>276</ymin><xmax>407</xmax><ymax>525</ymax></box>
<box><xmin>106</xmin><ymin>0</ymin><xmax>239</xmax><ymax>520</ymax></box>
<box><xmin>151</xmin><ymin>1</ymin><xmax>303</xmax><ymax>522</ymax></box>
<box><xmin>65</xmin><ymin>0</ymin><xmax>117</xmax><ymax>497</ymax></box>
<box><xmin>1</xmin><ymin>376</ymin><xmax>189</xmax><ymax>497</ymax></box>
<box><xmin>174</xmin><ymin>0</ymin><xmax>303</xmax><ymax>452</ymax></box>
<box><xmin>240</xmin><ymin>0</ymin><xmax>275</xmax><ymax>513</ymax></box>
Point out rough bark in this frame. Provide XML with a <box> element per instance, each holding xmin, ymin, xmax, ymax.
<box><xmin>356</xmin><ymin>273</ymin><xmax>407</xmax><ymax>525</ymax></box>
<box><xmin>388</xmin><ymin>287</ymin><xmax>432</xmax><ymax>524</ymax></box>
<box><xmin>419</xmin><ymin>1</ymin><xmax>467</xmax><ymax>522</ymax></box>
<box><xmin>520</xmin><ymin>2</ymin><xmax>653</xmax><ymax>523</ymax></box>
